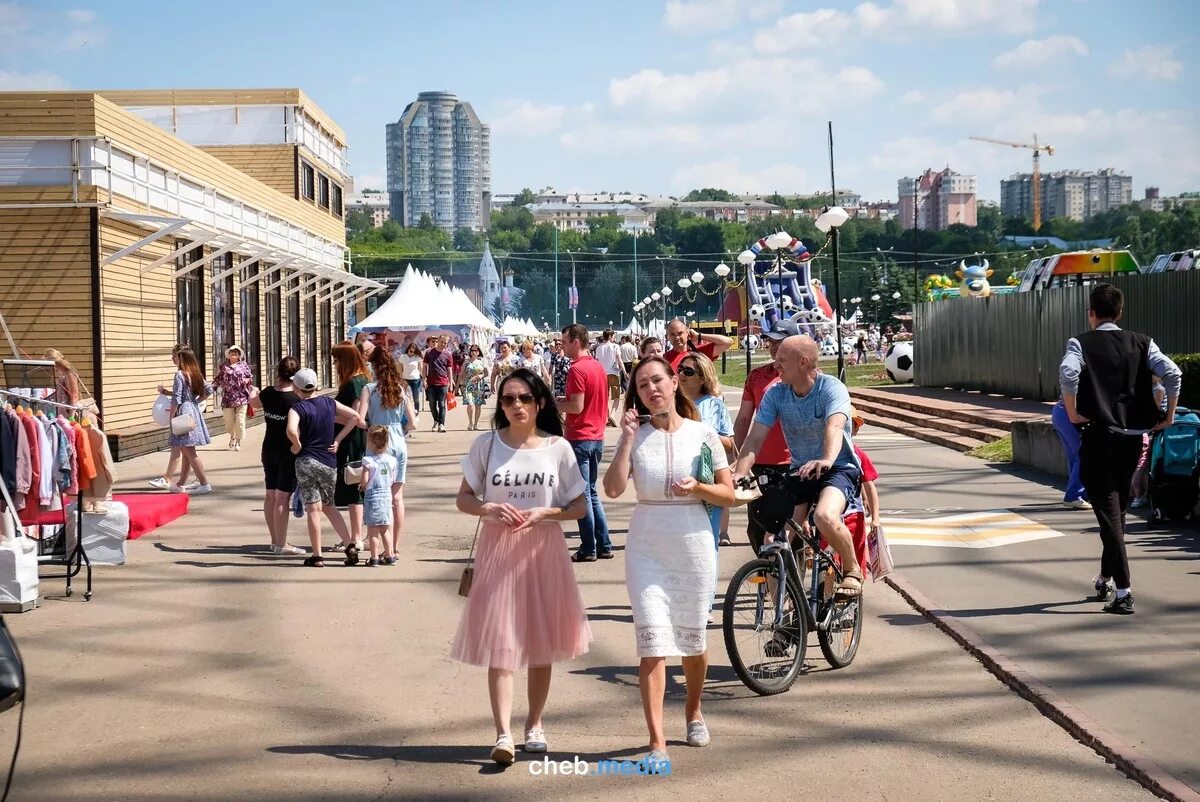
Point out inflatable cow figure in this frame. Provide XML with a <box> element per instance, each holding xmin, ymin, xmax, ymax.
<box><xmin>957</xmin><ymin>258</ymin><xmax>993</xmax><ymax>298</ymax></box>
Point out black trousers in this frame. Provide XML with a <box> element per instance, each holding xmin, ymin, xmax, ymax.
<box><xmin>1078</xmin><ymin>429</ymin><xmax>1144</xmax><ymax>589</ymax></box>
<box><xmin>426</xmin><ymin>385</ymin><xmax>448</xmax><ymax>426</ymax></box>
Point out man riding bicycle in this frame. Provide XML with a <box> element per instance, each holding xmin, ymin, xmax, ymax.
<box><xmin>733</xmin><ymin>335</ymin><xmax>864</xmax><ymax>597</ymax></box>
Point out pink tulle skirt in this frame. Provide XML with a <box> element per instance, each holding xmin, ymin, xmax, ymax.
<box><xmin>450</xmin><ymin>520</ymin><xmax>593</xmax><ymax>671</ymax></box>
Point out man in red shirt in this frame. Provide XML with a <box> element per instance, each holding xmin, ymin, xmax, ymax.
<box><xmin>421</xmin><ymin>336</ymin><xmax>454</xmax><ymax>433</ymax></box>
<box><xmin>733</xmin><ymin>319</ymin><xmax>796</xmax><ymax>552</ymax></box>
<box><xmin>664</xmin><ymin>317</ymin><xmax>733</xmax><ymax>371</ymax></box>
<box><xmin>556</xmin><ymin>323</ymin><xmax>612</xmax><ymax>561</ymax></box>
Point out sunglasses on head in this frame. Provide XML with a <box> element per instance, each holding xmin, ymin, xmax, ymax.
<box><xmin>500</xmin><ymin>392</ymin><xmax>535</xmax><ymax>407</ymax></box>
<box><xmin>678</xmin><ymin>366</ymin><xmax>699</xmax><ymax>377</ymax></box>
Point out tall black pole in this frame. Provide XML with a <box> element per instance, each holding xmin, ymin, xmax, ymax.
<box><xmin>828</xmin><ymin>121</ymin><xmax>844</xmax><ymax>381</ymax></box>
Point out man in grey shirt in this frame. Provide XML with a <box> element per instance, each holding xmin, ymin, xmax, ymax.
<box><xmin>1059</xmin><ymin>284</ymin><xmax>1181</xmax><ymax>615</ymax></box>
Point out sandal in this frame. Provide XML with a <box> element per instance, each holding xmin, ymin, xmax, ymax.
<box><xmin>835</xmin><ymin>570</ymin><xmax>864</xmax><ymax>598</ymax></box>
<box><xmin>303</xmin><ymin>555</ymin><xmax>324</xmax><ymax>568</ymax></box>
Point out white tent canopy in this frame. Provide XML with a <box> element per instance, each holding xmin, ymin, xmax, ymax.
<box><xmin>500</xmin><ymin>316</ymin><xmax>542</xmax><ymax>339</ymax></box>
<box><xmin>356</xmin><ymin>265</ymin><xmax>495</xmax><ymax>332</ymax></box>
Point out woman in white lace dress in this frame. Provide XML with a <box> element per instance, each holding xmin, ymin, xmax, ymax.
<box><xmin>602</xmin><ymin>356</ymin><xmax>734</xmax><ymax>764</ymax></box>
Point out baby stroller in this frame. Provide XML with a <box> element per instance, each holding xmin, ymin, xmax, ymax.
<box><xmin>1146</xmin><ymin>407</ymin><xmax>1200</xmax><ymax>526</ymax></box>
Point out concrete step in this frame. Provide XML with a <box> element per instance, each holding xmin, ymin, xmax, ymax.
<box><xmin>852</xmin><ymin>397</ymin><xmax>1010</xmax><ymax>443</ymax></box>
<box><xmin>850</xmin><ymin>386</ymin><xmax>1038</xmax><ymax>431</ymax></box>
<box><xmin>857</xmin><ymin>410</ymin><xmax>990</xmax><ymax>453</ymax></box>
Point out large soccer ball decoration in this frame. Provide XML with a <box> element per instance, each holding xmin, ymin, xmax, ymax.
<box><xmin>884</xmin><ymin>342</ymin><xmax>914</xmax><ymax>383</ymax></box>
<box><xmin>748</xmin><ymin>303</ymin><xmax>766</xmax><ymax>321</ymax></box>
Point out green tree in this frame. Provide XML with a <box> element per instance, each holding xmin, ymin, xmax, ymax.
<box><xmin>975</xmin><ymin>203</ymin><xmax>1003</xmax><ymax>240</ymax></box>
<box><xmin>453</xmin><ymin>227</ymin><xmax>484</xmax><ymax>252</ymax></box>
<box><xmin>683</xmin><ymin>188</ymin><xmax>737</xmax><ymax>202</ymax></box>
<box><xmin>511</xmin><ymin>188</ymin><xmax>536</xmax><ymax>207</ymax></box>
<box><xmin>345</xmin><ymin>209</ymin><xmax>374</xmax><ymax>239</ymax></box>
<box><xmin>417</xmin><ymin>212</ymin><xmax>438</xmax><ymax>231</ymax></box>
<box><xmin>653</xmin><ymin>207</ymin><xmax>686</xmax><ymax>249</ymax></box>
<box><xmin>379</xmin><ymin>219</ymin><xmax>403</xmax><ymax>242</ymax></box>
<box><xmin>490</xmin><ymin>205</ymin><xmax>535</xmax><ymax>234</ymax></box>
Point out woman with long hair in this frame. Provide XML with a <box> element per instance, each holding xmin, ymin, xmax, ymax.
<box><xmin>167</xmin><ymin>346</ymin><xmax>214</xmax><ymax>495</ymax></box>
<box><xmin>249</xmin><ymin>356</ymin><xmax>305</xmax><ymax>555</ymax></box>
<box><xmin>399</xmin><ymin>341</ymin><xmax>425</xmax><ymax>415</ymax></box>
<box><xmin>331</xmin><ymin>341</ymin><xmax>370</xmax><ymax>556</ymax></box>
<box><xmin>602</xmin><ymin>356</ymin><xmax>734</xmax><ymax>764</ymax></box>
<box><xmin>452</xmin><ymin>368</ymin><xmax>591</xmax><ymax>765</ymax></box>
<box><xmin>458</xmin><ymin>343</ymin><xmax>491</xmax><ymax>431</ymax></box>
<box><xmin>677</xmin><ymin>352</ymin><xmax>736</xmax><ymax>546</ymax></box>
<box><xmin>362</xmin><ymin>347</ymin><xmax>418</xmax><ymax>561</ymax></box>
<box><xmin>44</xmin><ymin>348</ymin><xmax>100</xmax><ymax>423</ymax></box>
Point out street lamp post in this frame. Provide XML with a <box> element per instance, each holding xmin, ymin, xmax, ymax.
<box><xmin>569</xmin><ymin>250</ymin><xmax>577</xmax><ymax>324</ymax></box>
<box><xmin>714</xmin><ymin>260</ymin><xmax>731</xmax><ymax>372</ymax></box>
<box><xmin>815</xmin><ymin>205</ymin><xmax>851</xmax><ymax>378</ymax></box>
<box><xmin>554</xmin><ymin>227</ymin><xmax>560</xmax><ymax>330</ymax></box>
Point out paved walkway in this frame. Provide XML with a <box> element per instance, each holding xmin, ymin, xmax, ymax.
<box><xmin>850</xmin><ymin>384</ymin><xmax>1054</xmax><ymax>425</ymax></box>
<box><xmin>4</xmin><ymin>407</ymin><xmax>1162</xmax><ymax>800</ymax></box>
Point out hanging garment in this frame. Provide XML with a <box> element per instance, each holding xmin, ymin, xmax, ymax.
<box><xmin>51</xmin><ymin>421</ymin><xmax>72</xmax><ymax>492</ymax></box>
<box><xmin>35</xmin><ymin>415</ymin><xmax>54</xmax><ymax>506</ymax></box>
<box><xmin>9</xmin><ymin>410</ymin><xmax>31</xmax><ymax>509</ymax></box>
<box><xmin>85</xmin><ymin>425</ymin><xmax>116</xmax><ymax>502</ymax></box>
<box><xmin>17</xmin><ymin>414</ymin><xmax>41</xmax><ymax>510</ymax></box>
<box><xmin>74</xmin><ymin>422</ymin><xmax>97</xmax><ymax>492</ymax></box>
<box><xmin>0</xmin><ymin>411</ymin><xmax>17</xmax><ymax>502</ymax></box>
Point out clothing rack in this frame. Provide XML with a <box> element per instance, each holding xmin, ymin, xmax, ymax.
<box><xmin>0</xmin><ymin>388</ymin><xmax>92</xmax><ymax>601</ymax></box>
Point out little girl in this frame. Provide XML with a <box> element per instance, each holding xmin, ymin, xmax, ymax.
<box><xmin>358</xmin><ymin>426</ymin><xmax>400</xmax><ymax>566</ymax></box>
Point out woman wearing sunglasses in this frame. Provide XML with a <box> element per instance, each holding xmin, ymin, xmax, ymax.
<box><xmin>602</xmin><ymin>356</ymin><xmax>735</xmax><ymax>765</ymax></box>
<box><xmin>452</xmin><ymin>368</ymin><xmax>592</xmax><ymax>765</ymax></box>
<box><xmin>677</xmin><ymin>353</ymin><xmax>736</xmax><ymax>546</ymax></box>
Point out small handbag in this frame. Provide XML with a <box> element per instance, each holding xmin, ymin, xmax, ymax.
<box><xmin>170</xmin><ymin>412</ymin><xmax>196</xmax><ymax>436</ymax></box>
<box><xmin>459</xmin><ymin>433</ymin><xmax>495</xmax><ymax>598</ymax></box>
<box><xmin>343</xmin><ymin>460</ymin><xmax>364</xmax><ymax>486</ymax></box>
<box><xmin>698</xmin><ymin>442</ymin><xmax>715</xmax><ymax>515</ymax></box>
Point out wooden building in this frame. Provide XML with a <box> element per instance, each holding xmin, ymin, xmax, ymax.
<box><xmin>0</xmin><ymin>89</ymin><xmax>384</xmax><ymax>458</ymax></box>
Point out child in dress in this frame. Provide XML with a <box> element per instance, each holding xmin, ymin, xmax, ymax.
<box><xmin>358</xmin><ymin>426</ymin><xmax>400</xmax><ymax>566</ymax></box>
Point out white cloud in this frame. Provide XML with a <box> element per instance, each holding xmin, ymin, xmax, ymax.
<box><xmin>67</xmin><ymin>9</ymin><xmax>96</xmax><ymax>24</ymax></box>
<box><xmin>899</xmin><ymin>89</ymin><xmax>925</xmax><ymax>104</ymax></box>
<box><xmin>609</xmin><ymin>59</ymin><xmax>882</xmax><ymax>114</ymax></box>
<box><xmin>490</xmin><ymin>101</ymin><xmax>567</xmax><ymax>136</ymax></box>
<box><xmin>931</xmin><ymin>85</ymin><xmax>1044</xmax><ymax>126</ymax></box>
<box><xmin>662</xmin><ymin>0</ymin><xmax>782</xmax><ymax>34</ymax></box>
<box><xmin>992</xmin><ymin>35</ymin><xmax>1088</xmax><ymax>69</ymax></box>
<box><xmin>1107</xmin><ymin>45</ymin><xmax>1182</xmax><ymax>81</ymax></box>
<box><xmin>0</xmin><ymin>70</ymin><xmax>68</xmax><ymax>90</ymax></box>
<box><xmin>561</xmin><ymin>122</ymin><xmax>709</xmax><ymax>153</ymax></box>
<box><xmin>755</xmin><ymin>0</ymin><xmax>1038</xmax><ymax>52</ymax></box>
<box><xmin>670</xmin><ymin>159</ymin><xmax>808</xmax><ymax>194</ymax></box>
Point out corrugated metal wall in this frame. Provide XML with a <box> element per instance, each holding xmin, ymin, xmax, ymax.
<box><xmin>914</xmin><ymin>272</ymin><xmax>1200</xmax><ymax>400</ymax></box>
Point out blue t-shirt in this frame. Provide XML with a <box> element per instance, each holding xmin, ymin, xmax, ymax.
<box><xmin>292</xmin><ymin>396</ymin><xmax>337</xmax><ymax>468</ymax></box>
<box><xmin>695</xmin><ymin>394</ymin><xmax>733</xmax><ymax>437</ymax></box>
<box><xmin>755</xmin><ymin>373</ymin><xmax>857</xmax><ymax>470</ymax></box>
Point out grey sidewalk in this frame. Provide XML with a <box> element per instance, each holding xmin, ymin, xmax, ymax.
<box><xmin>2</xmin><ymin>410</ymin><xmax>1160</xmax><ymax>800</ymax></box>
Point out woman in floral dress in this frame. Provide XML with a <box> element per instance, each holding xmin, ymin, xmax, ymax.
<box><xmin>458</xmin><ymin>344</ymin><xmax>491</xmax><ymax>431</ymax></box>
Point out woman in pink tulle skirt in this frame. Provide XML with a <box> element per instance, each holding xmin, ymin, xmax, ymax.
<box><xmin>452</xmin><ymin>368</ymin><xmax>592</xmax><ymax>766</ymax></box>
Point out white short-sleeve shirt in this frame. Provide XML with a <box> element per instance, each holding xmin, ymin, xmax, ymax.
<box><xmin>460</xmin><ymin>431</ymin><xmax>587</xmax><ymax>510</ymax></box>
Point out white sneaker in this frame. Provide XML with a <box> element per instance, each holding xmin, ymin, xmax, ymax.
<box><xmin>182</xmin><ymin>481</ymin><xmax>201</xmax><ymax>491</ymax></box>
<box><xmin>1129</xmin><ymin>497</ymin><xmax>1147</xmax><ymax>509</ymax></box>
<box><xmin>148</xmin><ymin>477</ymin><xmax>169</xmax><ymax>489</ymax></box>
<box><xmin>168</xmin><ymin>483</ymin><xmax>186</xmax><ymax>494</ymax></box>
<box><xmin>189</xmin><ymin>484</ymin><xmax>213</xmax><ymax>495</ymax></box>
<box><xmin>272</xmin><ymin>544</ymin><xmax>305</xmax><ymax>555</ymax></box>
<box><xmin>1065</xmin><ymin>498</ymin><xmax>1092</xmax><ymax>510</ymax></box>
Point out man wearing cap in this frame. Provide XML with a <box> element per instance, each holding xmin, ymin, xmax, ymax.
<box><xmin>215</xmin><ymin>344</ymin><xmax>254</xmax><ymax>452</ymax></box>
<box><xmin>733</xmin><ymin>319</ymin><xmax>797</xmax><ymax>553</ymax></box>
<box><xmin>664</xmin><ymin>318</ymin><xmax>733</xmax><ymax>371</ymax></box>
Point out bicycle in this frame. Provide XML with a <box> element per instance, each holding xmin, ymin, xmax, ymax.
<box><xmin>722</xmin><ymin>472</ymin><xmax>865</xmax><ymax>696</ymax></box>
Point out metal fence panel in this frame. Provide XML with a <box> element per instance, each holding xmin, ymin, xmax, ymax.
<box><xmin>914</xmin><ymin>272</ymin><xmax>1200</xmax><ymax>401</ymax></box>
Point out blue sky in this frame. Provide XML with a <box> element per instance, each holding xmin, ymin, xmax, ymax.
<box><xmin>2</xmin><ymin>0</ymin><xmax>1196</xmax><ymax>203</ymax></box>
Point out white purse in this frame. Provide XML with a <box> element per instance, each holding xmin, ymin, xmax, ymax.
<box><xmin>170</xmin><ymin>413</ymin><xmax>196</xmax><ymax>436</ymax></box>
<box><xmin>343</xmin><ymin>460</ymin><xmax>364</xmax><ymax>485</ymax></box>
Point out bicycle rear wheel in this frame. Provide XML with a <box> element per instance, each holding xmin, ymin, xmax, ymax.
<box><xmin>722</xmin><ymin>558</ymin><xmax>807</xmax><ymax>696</ymax></box>
<box><xmin>817</xmin><ymin>592</ymin><xmax>863</xmax><ymax>668</ymax></box>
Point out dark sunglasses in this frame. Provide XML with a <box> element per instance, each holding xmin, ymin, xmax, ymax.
<box><xmin>500</xmin><ymin>393</ymin><xmax>535</xmax><ymax>407</ymax></box>
<box><xmin>678</xmin><ymin>366</ymin><xmax>699</xmax><ymax>377</ymax></box>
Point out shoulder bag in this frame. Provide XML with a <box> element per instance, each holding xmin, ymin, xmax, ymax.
<box><xmin>458</xmin><ymin>432</ymin><xmax>496</xmax><ymax>598</ymax></box>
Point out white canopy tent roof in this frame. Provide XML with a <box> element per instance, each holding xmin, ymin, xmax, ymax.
<box><xmin>499</xmin><ymin>316</ymin><xmax>542</xmax><ymax>339</ymax></box>
<box><xmin>356</xmin><ymin>265</ymin><xmax>495</xmax><ymax>332</ymax></box>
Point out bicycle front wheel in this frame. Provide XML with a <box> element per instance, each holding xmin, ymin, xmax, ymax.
<box><xmin>722</xmin><ymin>558</ymin><xmax>807</xmax><ymax>696</ymax></box>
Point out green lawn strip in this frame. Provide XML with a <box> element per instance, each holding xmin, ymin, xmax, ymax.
<box><xmin>968</xmin><ymin>435</ymin><xmax>1014</xmax><ymax>463</ymax></box>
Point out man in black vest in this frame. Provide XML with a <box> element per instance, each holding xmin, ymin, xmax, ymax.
<box><xmin>1060</xmin><ymin>284</ymin><xmax>1182</xmax><ymax>615</ymax></box>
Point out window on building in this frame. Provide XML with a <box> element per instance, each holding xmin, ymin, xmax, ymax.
<box><xmin>320</xmin><ymin>298</ymin><xmax>332</xmax><ymax>387</ymax></box>
<box><xmin>318</xmin><ymin>174</ymin><xmax>330</xmax><ymax>209</ymax></box>
<box><xmin>175</xmin><ymin>243</ymin><xmax>206</xmax><ymax>373</ymax></box>
<box><xmin>287</xmin><ymin>276</ymin><xmax>301</xmax><ymax>357</ymax></box>
<box><xmin>265</xmin><ymin>276</ymin><xmax>282</xmax><ymax>370</ymax></box>
<box><xmin>304</xmin><ymin>296</ymin><xmax>318</xmax><ymax>376</ymax></box>
<box><xmin>300</xmin><ymin>161</ymin><xmax>315</xmax><ymax>201</ymax></box>
<box><xmin>332</xmin><ymin>184</ymin><xmax>343</xmax><ymax>218</ymax></box>
<box><xmin>239</xmin><ymin>259</ymin><xmax>261</xmax><ymax>384</ymax></box>
<box><xmin>334</xmin><ymin>299</ymin><xmax>345</xmax><ymax>343</ymax></box>
<box><xmin>211</xmin><ymin>254</ymin><xmax>236</xmax><ymax>375</ymax></box>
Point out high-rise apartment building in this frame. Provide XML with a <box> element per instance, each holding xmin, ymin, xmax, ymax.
<box><xmin>897</xmin><ymin>168</ymin><xmax>977</xmax><ymax>231</ymax></box>
<box><xmin>386</xmin><ymin>91</ymin><xmax>491</xmax><ymax>232</ymax></box>
<box><xmin>1000</xmin><ymin>169</ymin><xmax>1132</xmax><ymax>222</ymax></box>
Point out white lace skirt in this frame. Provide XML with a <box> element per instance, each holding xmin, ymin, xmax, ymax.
<box><xmin>624</xmin><ymin>501</ymin><xmax>716</xmax><ymax>658</ymax></box>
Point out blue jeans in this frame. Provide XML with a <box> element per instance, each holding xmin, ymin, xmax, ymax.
<box><xmin>407</xmin><ymin>379</ymin><xmax>422</xmax><ymax>413</ymax></box>
<box><xmin>1052</xmin><ymin>401</ymin><xmax>1087</xmax><ymax>502</ymax></box>
<box><xmin>571</xmin><ymin>439</ymin><xmax>610</xmax><ymax>556</ymax></box>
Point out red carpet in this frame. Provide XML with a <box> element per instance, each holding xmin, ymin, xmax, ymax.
<box><xmin>111</xmin><ymin>493</ymin><xmax>189</xmax><ymax>540</ymax></box>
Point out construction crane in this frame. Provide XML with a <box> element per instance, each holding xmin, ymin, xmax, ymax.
<box><xmin>971</xmin><ymin>134</ymin><xmax>1055</xmax><ymax>231</ymax></box>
